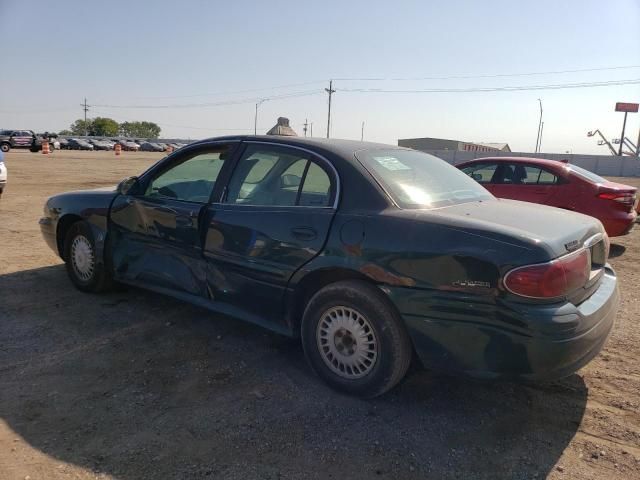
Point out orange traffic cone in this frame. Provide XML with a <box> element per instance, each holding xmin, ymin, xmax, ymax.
<box><xmin>115</xmin><ymin>143</ymin><xmax>122</xmax><ymax>156</ymax></box>
<box><xmin>42</xmin><ymin>141</ymin><xmax>50</xmax><ymax>154</ymax></box>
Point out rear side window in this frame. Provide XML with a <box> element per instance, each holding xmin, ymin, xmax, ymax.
<box><xmin>569</xmin><ymin>164</ymin><xmax>606</xmax><ymax>184</ymax></box>
<box><xmin>493</xmin><ymin>163</ymin><xmax>559</xmax><ymax>185</ymax></box>
<box><xmin>225</xmin><ymin>144</ymin><xmax>334</xmax><ymax>207</ymax></box>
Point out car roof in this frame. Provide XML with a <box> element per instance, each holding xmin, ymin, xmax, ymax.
<box><xmin>191</xmin><ymin>135</ymin><xmax>405</xmax><ymax>160</ymax></box>
<box><xmin>461</xmin><ymin>156</ymin><xmax>567</xmax><ymax>169</ymax></box>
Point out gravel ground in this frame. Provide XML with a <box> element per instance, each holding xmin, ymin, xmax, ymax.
<box><xmin>0</xmin><ymin>150</ymin><xmax>638</xmax><ymax>480</ymax></box>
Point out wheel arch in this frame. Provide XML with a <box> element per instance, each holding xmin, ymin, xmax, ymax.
<box><xmin>286</xmin><ymin>267</ymin><xmax>378</xmax><ymax>336</ymax></box>
<box><xmin>56</xmin><ymin>214</ymin><xmax>110</xmax><ymax>269</ymax></box>
<box><xmin>56</xmin><ymin>214</ymin><xmax>83</xmax><ymax>258</ymax></box>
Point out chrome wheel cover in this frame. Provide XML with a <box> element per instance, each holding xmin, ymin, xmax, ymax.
<box><xmin>70</xmin><ymin>235</ymin><xmax>95</xmax><ymax>281</ymax></box>
<box><xmin>317</xmin><ymin>306</ymin><xmax>378</xmax><ymax>379</ymax></box>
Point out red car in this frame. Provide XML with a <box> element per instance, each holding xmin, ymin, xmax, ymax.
<box><xmin>457</xmin><ymin>157</ymin><xmax>637</xmax><ymax>237</ymax></box>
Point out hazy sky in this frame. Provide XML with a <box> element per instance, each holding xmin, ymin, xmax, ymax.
<box><xmin>1</xmin><ymin>0</ymin><xmax>639</xmax><ymax>154</ymax></box>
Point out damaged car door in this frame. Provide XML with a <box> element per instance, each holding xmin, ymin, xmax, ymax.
<box><xmin>109</xmin><ymin>142</ymin><xmax>237</xmax><ymax>295</ymax></box>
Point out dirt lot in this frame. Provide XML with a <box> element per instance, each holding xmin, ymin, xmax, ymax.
<box><xmin>0</xmin><ymin>149</ymin><xmax>639</xmax><ymax>480</ymax></box>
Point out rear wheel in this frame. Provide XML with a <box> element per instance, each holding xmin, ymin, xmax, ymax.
<box><xmin>301</xmin><ymin>280</ymin><xmax>412</xmax><ymax>397</ymax></box>
<box><xmin>63</xmin><ymin>221</ymin><xmax>113</xmax><ymax>292</ymax></box>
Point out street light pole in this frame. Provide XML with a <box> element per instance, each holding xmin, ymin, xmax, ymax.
<box><xmin>535</xmin><ymin>99</ymin><xmax>543</xmax><ymax>153</ymax></box>
<box><xmin>254</xmin><ymin>99</ymin><xmax>265</xmax><ymax>135</ymax></box>
<box><xmin>539</xmin><ymin>121</ymin><xmax>544</xmax><ymax>153</ymax></box>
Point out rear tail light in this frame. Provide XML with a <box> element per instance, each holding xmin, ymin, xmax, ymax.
<box><xmin>504</xmin><ymin>249</ymin><xmax>591</xmax><ymax>299</ymax></box>
<box><xmin>598</xmin><ymin>191</ymin><xmax>636</xmax><ymax>206</ymax></box>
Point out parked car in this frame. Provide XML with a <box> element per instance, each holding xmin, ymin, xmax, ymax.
<box><xmin>118</xmin><ymin>140</ymin><xmax>139</xmax><ymax>151</ymax></box>
<box><xmin>0</xmin><ymin>129</ymin><xmax>45</xmax><ymax>152</ymax></box>
<box><xmin>67</xmin><ymin>138</ymin><xmax>94</xmax><ymax>150</ymax></box>
<box><xmin>0</xmin><ymin>150</ymin><xmax>6</xmax><ymax>197</ymax></box>
<box><xmin>39</xmin><ymin>137</ymin><xmax>618</xmax><ymax>397</ymax></box>
<box><xmin>89</xmin><ymin>139</ymin><xmax>112</xmax><ymax>151</ymax></box>
<box><xmin>58</xmin><ymin>138</ymin><xmax>70</xmax><ymax>149</ymax></box>
<box><xmin>139</xmin><ymin>141</ymin><xmax>164</xmax><ymax>152</ymax></box>
<box><xmin>457</xmin><ymin>157</ymin><xmax>637</xmax><ymax>237</ymax></box>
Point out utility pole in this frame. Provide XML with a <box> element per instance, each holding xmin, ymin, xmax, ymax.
<box><xmin>310</xmin><ymin>122</ymin><xmax>313</xmax><ymax>137</ymax></box>
<box><xmin>325</xmin><ymin>80</ymin><xmax>335</xmax><ymax>138</ymax></box>
<box><xmin>361</xmin><ymin>121</ymin><xmax>364</xmax><ymax>141</ymax></box>
<box><xmin>535</xmin><ymin>98</ymin><xmax>543</xmax><ymax>153</ymax></box>
<box><xmin>81</xmin><ymin>98</ymin><xmax>90</xmax><ymax>136</ymax></box>
<box><xmin>539</xmin><ymin>121</ymin><xmax>544</xmax><ymax>153</ymax></box>
<box><xmin>303</xmin><ymin>119</ymin><xmax>308</xmax><ymax>137</ymax></box>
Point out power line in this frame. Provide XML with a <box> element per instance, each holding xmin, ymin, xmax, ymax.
<box><xmin>93</xmin><ymin>89</ymin><xmax>323</xmax><ymax>110</ymax></box>
<box><xmin>333</xmin><ymin>64</ymin><xmax>640</xmax><ymax>82</ymax></box>
<box><xmin>339</xmin><ymin>78</ymin><xmax>640</xmax><ymax>93</ymax></box>
<box><xmin>91</xmin><ymin>109</ymin><xmax>269</xmax><ymax>132</ymax></box>
<box><xmin>119</xmin><ymin>80</ymin><xmax>327</xmax><ymax>100</ymax></box>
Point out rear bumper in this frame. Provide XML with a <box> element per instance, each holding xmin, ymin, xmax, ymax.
<box><xmin>602</xmin><ymin>212</ymin><xmax>636</xmax><ymax>237</ymax></box>
<box><xmin>384</xmin><ymin>267</ymin><xmax>618</xmax><ymax>382</ymax></box>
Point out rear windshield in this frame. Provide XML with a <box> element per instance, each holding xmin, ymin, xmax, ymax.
<box><xmin>568</xmin><ymin>164</ymin><xmax>607</xmax><ymax>184</ymax></box>
<box><xmin>355</xmin><ymin>148</ymin><xmax>494</xmax><ymax>208</ymax></box>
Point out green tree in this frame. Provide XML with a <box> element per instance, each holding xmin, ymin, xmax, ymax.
<box><xmin>90</xmin><ymin>117</ymin><xmax>119</xmax><ymax>136</ymax></box>
<box><xmin>69</xmin><ymin>119</ymin><xmax>93</xmax><ymax>136</ymax></box>
<box><xmin>120</xmin><ymin>121</ymin><xmax>161</xmax><ymax>138</ymax></box>
<box><xmin>58</xmin><ymin>129</ymin><xmax>73</xmax><ymax>136</ymax></box>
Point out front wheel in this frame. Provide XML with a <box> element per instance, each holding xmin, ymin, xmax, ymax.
<box><xmin>301</xmin><ymin>280</ymin><xmax>412</xmax><ymax>398</ymax></box>
<box><xmin>63</xmin><ymin>221</ymin><xmax>113</xmax><ymax>292</ymax></box>
<box><xmin>0</xmin><ymin>143</ymin><xmax>10</xmax><ymax>153</ymax></box>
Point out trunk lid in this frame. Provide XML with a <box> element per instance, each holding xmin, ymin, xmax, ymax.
<box><xmin>429</xmin><ymin>198</ymin><xmax>604</xmax><ymax>259</ymax></box>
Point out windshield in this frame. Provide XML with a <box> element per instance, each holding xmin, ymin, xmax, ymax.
<box><xmin>568</xmin><ymin>164</ymin><xmax>607</xmax><ymax>184</ymax></box>
<box><xmin>355</xmin><ymin>148</ymin><xmax>494</xmax><ymax>208</ymax></box>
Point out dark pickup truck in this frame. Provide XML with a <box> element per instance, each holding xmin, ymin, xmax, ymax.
<box><xmin>0</xmin><ymin>129</ymin><xmax>49</xmax><ymax>152</ymax></box>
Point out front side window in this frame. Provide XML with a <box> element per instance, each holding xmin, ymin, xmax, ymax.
<box><xmin>145</xmin><ymin>145</ymin><xmax>230</xmax><ymax>203</ymax></box>
<box><xmin>460</xmin><ymin>163</ymin><xmax>498</xmax><ymax>184</ymax></box>
<box><xmin>225</xmin><ymin>145</ymin><xmax>334</xmax><ymax>207</ymax></box>
<box><xmin>355</xmin><ymin>149</ymin><xmax>493</xmax><ymax>209</ymax></box>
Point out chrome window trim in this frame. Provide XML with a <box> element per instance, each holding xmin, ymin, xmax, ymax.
<box><xmin>242</xmin><ymin>140</ymin><xmax>341</xmax><ymax>210</ymax></box>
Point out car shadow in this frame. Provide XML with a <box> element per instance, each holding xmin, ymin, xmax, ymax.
<box><xmin>609</xmin><ymin>243</ymin><xmax>626</xmax><ymax>258</ymax></box>
<box><xmin>0</xmin><ymin>265</ymin><xmax>587</xmax><ymax>479</ymax></box>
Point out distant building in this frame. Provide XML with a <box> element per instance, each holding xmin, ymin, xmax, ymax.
<box><xmin>266</xmin><ymin>117</ymin><xmax>297</xmax><ymax>136</ymax></box>
<box><xmin>398</xmin><ymin>137</ymin><xmax>511</xmax><ymax>153</ymax></box>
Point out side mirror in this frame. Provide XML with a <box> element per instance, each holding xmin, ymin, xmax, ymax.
<box><xmin>281</xmin><ymin>174</ymin><xmax>301</xmax><ymax>188</ymax></box>
<box><xmin>117</xmin><ymin>176</ymin><xmax>140</xmax><ymax>196</ymax></box>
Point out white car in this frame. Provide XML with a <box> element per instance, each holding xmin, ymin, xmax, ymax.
<box><xmin>0</xmin><ymin>150</ymin><xmax>7</xmax><ymax>197</ymax></box>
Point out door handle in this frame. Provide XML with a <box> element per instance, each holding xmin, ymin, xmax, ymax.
<box><xmin>291</xmin><ymin>226</ymin><xmax>317</xmax><ymax>241</ymax></box>
<box><xmin>176</xmin><ymin>215</ymin><xmax>193</xmax><ymax>227</ymax></box>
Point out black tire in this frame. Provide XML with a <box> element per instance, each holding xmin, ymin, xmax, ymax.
<box><xmin>63</xmin><ymin>221</ymin><xmax>113</xmax><ymax>293</ymax></box>
<box><xmin>0</xmin><ymin>143</ymin><xmax>10</xmax><ymax>153</ymax></box>
<box><xmin>301</xmin><ymin>280</ymin><xmax>413</xmax><ymax>398</ymax></box>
